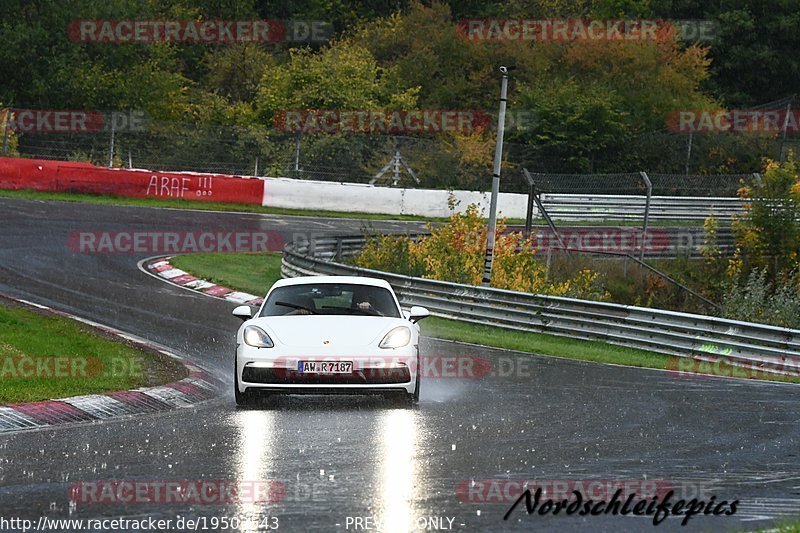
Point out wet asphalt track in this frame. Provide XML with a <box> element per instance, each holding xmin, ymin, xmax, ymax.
<box><xmin>0</xmin><ymin>197</ymin><xmax>798</xmax><ymax>532</ymax></box>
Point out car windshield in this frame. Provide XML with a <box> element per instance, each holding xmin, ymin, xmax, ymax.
<box><xmin>260</xmin><ymin>283</ymin><xmax>401</xmax><ymax>318</ymax></box>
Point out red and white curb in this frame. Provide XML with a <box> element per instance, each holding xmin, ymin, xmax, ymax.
<box><xmin>142</xmin><ymin>256</ymin><xmax>264</xmax><ymax>306</ymax></box>
<box><xmin>0</xmin><ymin>294</ymin><xmax>219</xmax><ymax>433</ymax></box>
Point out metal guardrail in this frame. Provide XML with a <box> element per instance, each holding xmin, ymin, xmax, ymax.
<box><xmin>281</xmin><ymin>235</ymin><xmax>800</xmax><ymax>377</ymax></box>
<box><xmin>541</xmin><ymin>194</ymin><xmax>745</xmax><ymax>221</ymax></box>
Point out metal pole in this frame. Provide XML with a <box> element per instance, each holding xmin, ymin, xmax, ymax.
<box><xmin>293</xmin><ymin>134</ymin><xmax>301</xmax><ymax>172</ymax></box>
<box><xmin>254</xmin><ymin>156</ymin><xmax>259</xmax><ymax>177</ymax></box>
<box><xmin>523</xmin><ymin>168</ymin><xmax>568</xmax><ymax>253</ymax></box>
<box><xmin>639</xmin><ymin>171</ymin><xmax>652</xmax><ymax>262</ymax></box>
<box><xmin>525</xmin><ymin>183</ymin><xmax>534</xmax><ymax>238</ymax></box>
<box><xmin>685</xmin><ymin>131</ymin><xmax>693</xmax><ymax>177</ymax></box>
<box><xmin>108</xmin><ymin>121</ymin><xmax>115</xmax><ymax>167</ymax></box>
<box><xmin>127</xmin><ymin>151</ymin><xmax>132</xmax><ymax>169</ymax></box>
<box><xmin>521</xmin><ymin>167</ymin><xmax>535</xmax><ymax>239</ymax></box>
<box><xmin>393</xmin><ymin>151</ymin><xmax>400</xmax><ymax>186</ymax></box>
<box><xmin>482</xmin><ymin>66</ymin><xmax>510</xmax><ymax>287</ymax></box>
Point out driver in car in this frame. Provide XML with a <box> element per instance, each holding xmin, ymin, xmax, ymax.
<box><xmin>351</xmin><ymin>287</ymin><xmax>375</xmax><ymax>312</ymax></box>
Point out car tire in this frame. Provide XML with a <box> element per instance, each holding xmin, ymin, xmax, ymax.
<box><xmin>411</xmin><ymin>350</ymin><xmax>420</xmax><ymax>402</ymax></box>
<box><xmin>234</xmin><ymin>357</ymin><xmax>252</xmax><ymax>407</ymax></box>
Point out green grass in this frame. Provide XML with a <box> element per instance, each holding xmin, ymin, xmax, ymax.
<box><xmin>0</xmin><ymin>300</ymin><xmax>186</xmax><ymax>404</ymax></box>
<box><xmin>167</xmin><ymin>251</ymin><xmax>800</xmax><ymax>384</ymax></box>
<box><xmin>0</xmin><ymin>189</ymin><xmax>438</xmax><ymax>221</ymax></box>
<box><xmin>169</xmin><ymin>252</ymin><xmax>283</xmax><ymax>297</ymax></box>
<box><xmin>421</xmin><ymin>316</ymin><xmax>671</xmax><ymax>369</ymax></box>
<box><xmin>761</xmin><ymin>519</ymin><xmax>800</xmax><ymax>532</ymax></box>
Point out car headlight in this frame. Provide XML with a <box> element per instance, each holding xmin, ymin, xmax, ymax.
<box><xmin>379</xmin><ymin>326</ymin><xmax>411</xmax><ymax>349</ymax></box>
<box><xmin>243</xmin><ymin>325</ymin><xmax>274</xmax><ymax>348</ymax></box>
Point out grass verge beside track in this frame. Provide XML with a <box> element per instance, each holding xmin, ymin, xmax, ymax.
<box><xmin>422</xmin><ymin>316</ymin><xmax>670</xmax><ymax>369</ymax></box>
<box><xmin>0</xmin><ymin>298</ymin><xmax>187</xmax><ymax>404</ymax></box>
<box><xmin>170</xmin><ymin>252</ymin><xmax>282</xmax><ymax>297</ymax></box>
<box><xmin>168</xmin><ymin>252</ymin><xmax>800</xmax><ymax>383</ymax></box>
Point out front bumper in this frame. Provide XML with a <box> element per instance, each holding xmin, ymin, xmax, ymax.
<box><xmin>236</xmin><ymin>345</ymin><xmax>418</xmax><ymax>395</ymax></box>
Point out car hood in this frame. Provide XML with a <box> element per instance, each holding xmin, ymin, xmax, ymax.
<box><xmin>248</xmin><ymin>315</ymin><xmax>407</xmax><ymax>348</ymax></box>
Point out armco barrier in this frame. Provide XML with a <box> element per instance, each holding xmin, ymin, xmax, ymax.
<box><xmin>281</xmin><ymin>235</ymin><xmax>800</xmax><ymax>377</ymax></box>
<box><xmin>540</xmin><ymin>194</ymin><xmax>745</xmax><ymax>221</ymax></box>
<box><xmin>0</xmin><ymin>157</ymin><xmax>264</xmax><ymax>204</ymax></box>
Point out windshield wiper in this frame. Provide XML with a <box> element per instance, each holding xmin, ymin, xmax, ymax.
<box><xmin>275</xmin><ymin>301</ymin><xmax>318</xmax><ymax>314</ymax></box>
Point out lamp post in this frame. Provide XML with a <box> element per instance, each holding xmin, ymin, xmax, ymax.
<box><xmin>482</xmin><ymin>66</ymin><xmax>510</xmax><ymax>287</ymax></box>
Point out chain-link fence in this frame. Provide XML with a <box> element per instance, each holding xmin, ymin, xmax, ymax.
<box><xmin>3</xmin><ymin>115</ymin><xmax>793</xmax><ymax>194</ymax></box>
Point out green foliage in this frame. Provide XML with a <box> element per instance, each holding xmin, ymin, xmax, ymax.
<box><xmin>697</xmin><ymin>210</ymin><xmax>728</xmax><ymax>297</ymax></box>
<box><xmin>356</xmin><ymin>203</ymin><xmax>609</xmax><ymax>299</ymax></box>
<box><xmin>0</xmin><ymin>107</ymin><xmax>19</xmax><ymax>156</ymax></box>
<box><xmin>722</xmin><ymin>268</ymin><xmax>800</xmax><ymax>329</ymax></box>
<box><xmin>711</xmin><ymin>156</ymin><xmax>800</xmax><ymax>327</ymax></box>
<box><xmin>731</xmin><ymin>155</ymin><xmax>800</xmax><ymax>278</ymax></box>
<box><xmin>355</xmin><ymin>234</ymin><xmax>426</xmax><ymax>278</ymax></box>
<box><xmin>256</xmin><ymin>41</ymin><xmax>418</xmax><ymax>120</ymax></box>
<box><xmin>514</xmin><ymin>80</ymin><xmax>631</xmax><ymax>172</ymax></box>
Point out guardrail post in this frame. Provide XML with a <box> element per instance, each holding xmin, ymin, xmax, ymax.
<box><xmin>639</xmin><ymin>171</ymin><xmax>652</xmax><ymax>262</ymax></box>
<box><xmin>335</xmin><ymin>237</ymin><xmax>343</xmax><ymax>262</ymax></box>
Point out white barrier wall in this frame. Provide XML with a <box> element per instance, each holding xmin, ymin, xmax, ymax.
<box><xmin>260</xmin><ymin>176</ymin><xmax>746</xmax><ymax>220</ymax></box>
<box><xmin>261</xmin><ymin>176</ymin><xmax>531</xmax><ymax>218</ymax></box>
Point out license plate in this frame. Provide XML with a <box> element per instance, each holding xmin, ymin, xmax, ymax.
<box><xmin>297</xmin><ymin>361</ymin><xmax>353</xmax><ymax>374</ymax></box>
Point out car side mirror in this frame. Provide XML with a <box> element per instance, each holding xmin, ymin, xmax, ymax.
<box><xmin>408</xmin><ymin>306</ymin><xmax>430</xmax><ymax>323</ymax></box>
<box><xmin>232</xmin><ymin>305</ymin><xmax>252</xmax><ymax>321</ymax></box>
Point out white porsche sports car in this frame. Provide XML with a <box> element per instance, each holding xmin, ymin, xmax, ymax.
<box><xmin>232</xmin><ymin>276</ymin><xmax>429</xmax><ymax>405</ymax></box>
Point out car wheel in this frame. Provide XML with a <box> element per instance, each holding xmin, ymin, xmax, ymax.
<box><xmin>411</xmin><ymin>350</ymin><xmax>420</xmax><ymax>402</ymax></box>
<box><xmin>234</xmin><ymin>357</ymin><xmax>251</xmax><ymax>406</ymax></box>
